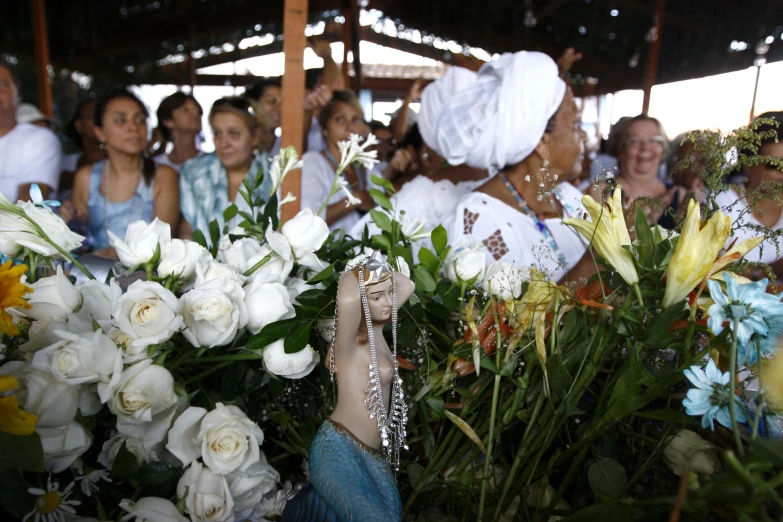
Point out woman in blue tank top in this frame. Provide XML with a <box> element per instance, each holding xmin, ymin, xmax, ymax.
<box><xmin>60</xmin><ymin>90</ymin><xmax>179</xmax><ymax>256</ymax></box>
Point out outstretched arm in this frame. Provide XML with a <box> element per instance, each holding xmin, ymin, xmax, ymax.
<box><xmin>394</xmin><ymin>272</ymin><xmax>415</xmax><ymax>307</ymax></box>
<box><xmin>334</xmin><ymin>271</ymin><xmax>363</xmax><ymax>356</ymax></box>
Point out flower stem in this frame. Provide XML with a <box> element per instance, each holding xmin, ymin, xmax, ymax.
<box><xmin>190</xmin><ymin>353</ymin><xmax>263</xmax><ymax>363</ymax></box>
<box><xmin>752</xmin><ymin>336</ymin><xmax>764</xmax><ymax>440</ymax></box>
<box><xmin>19</xmin><ymin>212</ymin><xmax>96</xmax><ymax>280</ymax></box>
<box><xmin>183</xmin><ymin>360</ymin><xmax>233</xmax><ymax>384</ymax></box>
<box><xmin>243</xmin><ymin>253</ymin><xmax>272</xmax><ymax>278</ymax></box>
<box><xmin>478</xmin><ymin>305</ymin><xmax>504</xmax><ymax>520</ymax></box>
<box><xmin>632</xmin><ymin>283</ymin><xmax>645</xmax><ymax>308</ymax></box>
<box><xmin>729</xmin><ymin>316</ymin><xmax>744</xmax><ymax>456</ymax></box>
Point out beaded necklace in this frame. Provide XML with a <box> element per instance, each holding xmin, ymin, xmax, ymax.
<box><xmin>498</xmin><ymin>172</ymin><xmax>567</xmax><ymax>266</ymax></box>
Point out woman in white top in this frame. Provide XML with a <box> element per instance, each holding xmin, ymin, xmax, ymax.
<box><xmin>715</xmin><ymin>112</ymin><xmax>783</xmax><ymax>266</ymax></box>
<box><xmin>300</xmin><ymin>90</ymin><xmax>375</xmax><ymax>232</ymax></box>
<box><xmin>150</xmin><ymin>92</ymin><xmax>203</xmax><ymax>172</ymax></box>
<box><xmin>438</xmin><ymin>51</ymin><xmax>588</xmax><ymax>280</ymax></box>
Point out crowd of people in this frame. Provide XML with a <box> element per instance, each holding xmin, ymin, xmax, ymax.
<box><xmin>0</xmin><ymin>44</ymin><xmax>781</xmax><ymax>280</ymax></box>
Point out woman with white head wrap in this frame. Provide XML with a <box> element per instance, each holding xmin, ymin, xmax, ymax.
<box><xmin>445</xmin><ymin>51</ymin><xmax>588</xmax><ymax>279</ymax></box>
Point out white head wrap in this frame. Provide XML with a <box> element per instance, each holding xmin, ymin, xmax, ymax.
<box><xmin>426</xmin><ymin>51</ymin><xmax>566</xmax><ymax>171</ymax></box>
<box><xmin>418</xmin><ymin>66</ymin><xmax>478</xmax><ymax>158</ymax></box>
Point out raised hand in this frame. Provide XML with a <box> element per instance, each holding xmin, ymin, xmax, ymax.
<box><xmin>557</xmin><ymin>47</ymin><xmax>583</xmax><ymax>78</ymax></box>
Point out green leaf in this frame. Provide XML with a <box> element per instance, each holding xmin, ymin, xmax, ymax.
<box><xmin>369</xmin><ymin>209</ymin><xmax>392</xmax><ymax>233</ymax></box>
<box><xmin>248</xmin><ymin>319</ymin><xmax>299</xmax><ymax>351</ymax></box>
<box><xmin>0</xmin><ymin>468</ymin><xmax>33</xmax><ymax>517</ymax></box>
<box><xmin>413</xmin><ymin>265</ymin><xmax>437</xmax><ymax>293</ymax></box>
<box><xmin>0</xmin><ymin>431</ymin><xmax>43</xmax><ymax>472</ymax></box>
<box><xmin>262</xmin><ymin>192</ymin><xmax>279</xmax><ymax>230</ymax></box>
<box><xmin>371</xmin><ymin>234</ymin><xmax>392</xmax><ymax>251</ymax></box>
<box><xmin>425</xmin><ymin>395</ymin><xmax>444</xmax><ymax>417</ymax></box>
<box><xmin>307</xmin><ymin>263</ymin><xmax>335</xmax><ymax>284</ymax></box>
<box><xmin>192</xmin><ymin>229</ymin><xmax>208</xmax><ymax>250</ymax></box>
<box><xmin>136</xmin><ymin>461</ymin><xmax>179</xmax><ymax>486</ymax></box>
<box><xmin>284</xmin><ymin>322</ymin><xmax>312</xmax><ymax>354</ymax></box>
<box><xmin>223</xmin><ymin>204</ymin><xmax>239</xmax><ymax>224</ymax></box>
<box><xmin>370</xmin><ymin>174</ymin><xmax>395</xmax><ymax>194</ymax></box>
<box><xmin>418</xmin><ymin>247</ymin><xmax>439</xmax><ymax>275</ymax></box>
<box><xmin>634</xmin><ymin>204</ymin><xmax>655</xmax><ymax>268</ymax></box>
<box><xmin>632</xmin><ymin>408</ymin><xmax>699</xmax><ymax>426</ymax></box>
<box><xmin>563</xmin><ymin>505</ymin><xmax>637</xmax><ymax>522</ymax></box>
<box><xmin>639</xmin><ymin>300</ymin><xmax>686</xmax><ymax>347</ymax></box>
<box><xmin>431</xmin><ymin>225</ymin><xmax>448</xmax><ymax>256</ymax></box>
<box><xmin>111</xmin><ymin>441</ymin><xmax>139</xmax><ymax>479</ymax></box>
<box><xmin>370</xmin><ymin>188</ymin><xmax>393</xmax><ymax>212</ymax></box>
<box><xmin>208</xmin><ymin>220</ymin><xmax>220</xmax><ymax>249</ymax></box>
<box><xmin>587</xmin><ymin>457</ymin><xmax>628</xmax><ymax>498</ymax></box>
<box><xmin>479</xmin><ymin>354</ymin><xmax>498</xmax><ymax>374</ymax></box>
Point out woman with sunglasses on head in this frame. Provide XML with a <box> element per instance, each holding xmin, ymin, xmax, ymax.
<box><xmin>150</xmin><ymin>92</ymin><xmax>203</xmax><ymax>172</ymax></box>
<box><xmin>179</xmin><ymin>96</ymin><xmax>271</xmax><ymax>239</ymax></box>
<box><xmin>61</xmin><ymin>89</ymin><xmax>179</xmax><ymax>258</ymax></box>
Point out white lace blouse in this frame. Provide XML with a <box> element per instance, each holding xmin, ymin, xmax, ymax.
<box><xmin>448</xmin><ymin>182</ymin><xmax>587</xmax><ymax>278</ymax></box>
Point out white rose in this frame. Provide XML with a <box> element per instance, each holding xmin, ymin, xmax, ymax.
<box><xmin>395</xmin><ymin>257</ymin><xmax>411</xmax><ymax>278</ymax></box>
<box><xmin>108</xmin><ymin>327</ymin><xmax>149</xmax><ymax>365</ymax></box>
<box><xmin>280</xmin><ymin>208</ymin><xmax>329</xmax><ymax>256</ymax></box>
<box><xmin>247</xmin><ymin>245</ymin><xmax>294</xmax><ymax>285</ymax></box>
<box><xmin>79</xmin><ymin>384</ymin><xmax>103</xmax><ymax>416</ymax></box>
<box><xmin>166</xmin><ymin>403</ymin><xmax>264</xmax><ymax>476</ymax></box>
<box><xmin>115</xmin><ymin>281</ymin><xmax>183</xmax><ymax>349</ymax></box>
<box><xmin>483</xmin><ymin>262</ymin><xmax>526</xmax><ymax>301</ymax></box>
<box><xmin>445</xmin><ymin>246</ymin><xmax>487</xmax><ymax>285</ymax></box>
<box><xmin>226</xmin><ymin>455</ymin><xmax>280</xmax><ymax>511</ymax></box>
<box><xmin>109</xmin><ymin>360</ymin><xmax>178</xmax><ymax>446</ymax></box>
<box><xmin>195</xmin><ymin>259</ymin><xmax>247</xmax><ymax>288</ymax></box>
<box><xmin>663</xmin><ymin>429</ymin><xmax>721</xmax><ymax>476</ymax></box>
<box><xmin>24</xmin><ymin>368</ymin><xmax>80</xmax><ymax>428</ymax></box>
<box><xmin>76</xmin><ymin>279</ymin><xmax>122</xmax><ymax>323</ymax></box>
<box><xmin>262</xmin><ymin>339</ymin><xmax>319</xmax><ymax>379</ymax></box>
<box><xmin>180</xmin><ymin>279</ymin><xmax>248</xmax><ymax>348</ymax></box>
<box><xmin>177</xmin><ymin>461</ymin><xmax>235</xmax><ymax>522</ymax></box>
<box><xmin>38</xmin><ymin>421</ymin><xmax>93</xmax><ymax>473</ymax></box>
<box><xmin>98</xmin><ymin>434</ymin><xmax>158</xmax><ymax>470</ymax></box>
<box><xmin>19</xmin><ymin>318</ymin><xmax>68</xmax><ymax>355</ymax></box>
<box><xmin>120</xmin><ymin>497</ymin><xmax>189</xmax><ymax>522</ymax></box>
<box><xmin>0</xmin><ymin>199</ymin><xmax>84</xmax><ymax>257</ymax></box>
<box><xmin>23</xmin><ymin>266</ymin><xmax>79</xmax><ymax>321</ymax></box>
<box><xmin>217</xmin><ymin>236</ymin><xmax>264</xmax><ymax>274</ymax></box>
<box><xmin>285</xmin><ymin>277</ymin><xmax>324</xmax><ymax>306</ymax></box>
<box><xmin>108</xmin><ymin>218</ymin><xmax>172</xmax><ymax>268</ymax></box>
<box><xmin>158</xmin><ymin>239</ymin><xmax>210</xmax><ymax>281</ymax></box>
<box><xmin>295</xmin><ymin>251</ymin><xmax>329</xmax><ymax>273</ymax></box>
<box><xmin>243</xmin><ymin>279</ymin><xmax>295</xmax><ymax>335</ymax></box>
<box><xmin>30</xmin><ymin>329</ymin><xmax>122</xmax><ymax>397</ymax></box>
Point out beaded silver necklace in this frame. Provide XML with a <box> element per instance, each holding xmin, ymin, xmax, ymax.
<box><xmin>329</xmin><ymin>252</ymin><xmax>408</xmax><ymax>470</ymax></box>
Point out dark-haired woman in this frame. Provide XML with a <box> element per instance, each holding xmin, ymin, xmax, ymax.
<box><xmin>61</xmin><ymin>98</ymin><xmax>105</xmax><ymax>195</ymax></box>
<box><xmin>62</xmin><ymin>90</ymin><xmax>179</xmax><ymax>257</ymax></box>
<box><xmin>151</xmin><ymin>92</ymin><xmax>203</xmax><ymax>172</ymax></box>
<box><xmin>300</xmin><ymin>90</ymin><xmax>374</xmax><ymax>231</ymax></box>
<box><xmin>179</xmin><ymin>97</ymin><xmax>271</xmax><ymax>239</ymax></box>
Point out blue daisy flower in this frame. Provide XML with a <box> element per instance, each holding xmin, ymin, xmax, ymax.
<box><xmin>683</xmin><ymin>359</ymin><xmax>746</xmax><ymax>430</ymax></box>
<box><xmin>707</xmin><ymin>273</ymin><xmax>783</xmax><ymax>347</ymax></box>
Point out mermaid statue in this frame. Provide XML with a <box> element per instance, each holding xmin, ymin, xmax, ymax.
<box><xmin>282</xmin><ymin>251</ymin><xmax>415</xmax><ymax>522</ymax></box>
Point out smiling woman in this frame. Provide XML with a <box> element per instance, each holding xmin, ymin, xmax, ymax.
<box><xmin>60</xmin><ymin>89</ymin><xmax>180</xmax><ymax>257</ymax></box>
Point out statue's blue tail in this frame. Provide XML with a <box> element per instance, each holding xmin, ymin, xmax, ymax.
<box><xmin>281</xmin><ymin>484</ymin><xmax>340</xmax><ymax>522</ymax></box>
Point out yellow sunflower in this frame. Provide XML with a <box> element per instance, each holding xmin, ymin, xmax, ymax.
<box><xmin>0</xmin><ymin>260</ymin><xmax>31</xmax><ymax>337</ymax></box>
<box><xmin>0</xmin><ymin>375</ymin><xmax>37</xmax><ymax>435</ymax></box>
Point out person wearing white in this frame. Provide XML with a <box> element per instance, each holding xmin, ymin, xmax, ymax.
<box><xmin>714</xmin><ymin>190</ymin><xmax>783</xmax><ymax>264</ymax></box>
<box><xmin>0</xmin><ymin>62</ymin><xmax>61</xmax><ymax>203</ymax></box>
<box><xmin>437</xmin><ymin>51</ymin><xmax>588</xmax><ymax>278</ymax></box>
<box><xmin>300</xmin><ymin>91</ymin><xmax>375</xmax><ymax>232</ymax></box>
<box><xmin>150</xmin><ymin>92</ymin><xmax>204</xmax><ymax>173</ymax></box>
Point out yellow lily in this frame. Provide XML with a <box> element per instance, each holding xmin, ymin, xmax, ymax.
<box><xmin>662</xmin><ymin>199</ymin><xmax>731</xmax><ymax>308</ymax></box>
<box><xmin>564</xmin><ymin>187</ymin><xmax>639</xmax><ymax>287</ymax></box>
<box><xmin>0</xmin><ymin>375</ymin><xmax>38</xmax><ymax>435</ymax></box>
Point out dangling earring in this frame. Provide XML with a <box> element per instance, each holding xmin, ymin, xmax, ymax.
<box><xmin>542</xmin><ymin>159</ymin><xmax>550</xmax><ymax>170</ymax></box>
<box><xmin>99</xmin><ymin>142</ymin><xmax>106</xmax><ymax>150</ymax></box>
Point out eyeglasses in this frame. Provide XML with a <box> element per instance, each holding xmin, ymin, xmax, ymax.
<box><xmin>625</xmin><ymin>136</ymin><xmax>666</xmax><ymax>149</ymax></box>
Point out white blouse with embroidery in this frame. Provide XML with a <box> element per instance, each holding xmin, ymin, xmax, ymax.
<box><xmin>448</xmin><ymin>182</ymin><xmax>587</xmax><ymax>277</ymax></box>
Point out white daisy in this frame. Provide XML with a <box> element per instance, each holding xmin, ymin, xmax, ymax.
<box><xmin>23</xmin><ymin>476</ymin><xmax>80</xmax><ymax>522</ymax></box>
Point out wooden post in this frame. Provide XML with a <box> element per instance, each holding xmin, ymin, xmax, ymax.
<box><xmin>30</xmin><ymin>0</ymin><xmax>53</xmax><ymax>117</ymax></box>
<box><xmin>279</xmin><ymin>0</ymin><xmax>308</xmax><ymax>222</ymax></box>
<box><xmin>341</xmin><ymin>1</ymin><xmax>352</xmax><ymax>88</ymax></box>
<box><xmin>188</xmin><ymin>24</ymin><xmax>198</xmax><ymax>90</ymax></box>
<box><xmin>349</xmin><ymin>0</ymin><xmax>362</xmax><ymax>92</ymax></box>
<box><xmin>641</xmin><ymin>0</ymin><xmax>665</xmax><ymax>115</ymax></box>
